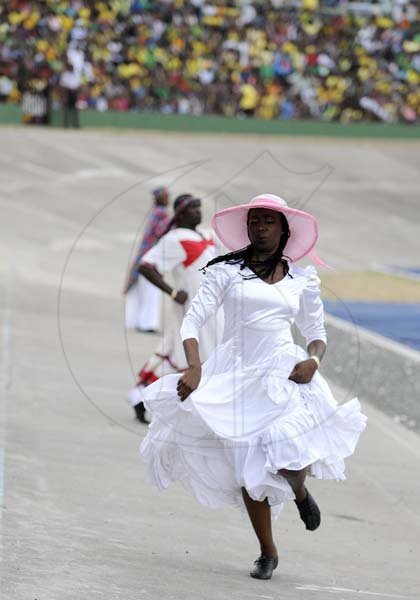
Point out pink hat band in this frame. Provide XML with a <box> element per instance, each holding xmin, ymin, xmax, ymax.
<box><xmin>212</xmin><ymin>194</ymin><xmax>322</xmax><ymax>264</ymax></box>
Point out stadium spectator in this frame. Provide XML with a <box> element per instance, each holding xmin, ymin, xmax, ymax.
<box><xmin>59</xmin><ymin>58</ymin><xmax>81</xmax><ymax>128</ymax></box>
<box><xmin>0</xmin><ymin>1</ymin><xmax>418</xmax><ymax>124</ymax></box>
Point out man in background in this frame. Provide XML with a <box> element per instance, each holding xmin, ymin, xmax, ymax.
<box><xmin>59</xmin><ymin>59</ymin><xmax>81</xmax><ymax>128</ymax></box>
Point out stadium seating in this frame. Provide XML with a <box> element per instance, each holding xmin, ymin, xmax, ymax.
<box><xmin>0</xmin><ymin>0</ymin><xmax>418</xmax><ymax>123</ymax></box>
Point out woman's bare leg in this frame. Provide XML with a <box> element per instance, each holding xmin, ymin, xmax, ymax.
<box><xmin>280</xmin><ymin>467</ymin><xmax>321</xmax><ymax>531</ymax></box>
<box><xmin>241</xmin><ymin>488</ymin><xmax>278</xmax><ymax>558</ymax></box>
<box><xmin>279</xmin><ymin>467</ymin><xmax>307</xmax><ymax>501</ymax></box>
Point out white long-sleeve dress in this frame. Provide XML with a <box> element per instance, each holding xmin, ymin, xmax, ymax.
<box><xmin>140</xmin><ymin>262</ymin><xmax>366</xmax><ymax>519</ymax></box>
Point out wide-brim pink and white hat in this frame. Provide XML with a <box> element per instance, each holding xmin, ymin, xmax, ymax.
<box><xmin>212</xmin><ymin>194</ymin><xmax>318</xmax><ymax>263</ymax></box>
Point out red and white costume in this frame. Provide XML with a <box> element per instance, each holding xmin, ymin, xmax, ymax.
<box><xmin>128</xmin><ymin>227</ymin><xmax>223</xmax><ymax>404</ymax></box>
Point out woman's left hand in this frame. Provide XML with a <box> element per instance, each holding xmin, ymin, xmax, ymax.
<box><xmin>177</xmin><ymin>365</ymin><xmax>202</xmax><ymax>401</ymax></box>
<box><xmin>288</xmin><ymin>359</ymin><xmax>318</xmax><ymax>384</ymax></box>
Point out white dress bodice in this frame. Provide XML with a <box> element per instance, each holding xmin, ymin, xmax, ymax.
<box><xmin>181</xmin><ymin>261</ymin><xmax>326</xmax><ymax>368</ymax></box>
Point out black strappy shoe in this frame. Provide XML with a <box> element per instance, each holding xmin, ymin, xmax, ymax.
<box><xmin>250</xmin><ymin>554</ymin><xmax>279</xmax><ymax>580</ymax></box>
<box><xmin>134</xmin><ymin>401</ymin><xmax>149</xmax><ymax>424</ymax></box>
<box><xmin>294</xmin><ymin>487</ymin><xmax>321</xmax><ymax>531</ymax></box>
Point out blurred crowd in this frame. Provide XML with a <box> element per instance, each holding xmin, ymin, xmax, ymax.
<box><xmin>0</xmin><ymin>0</ymin><xmax>419</xmax><ymax>124</ymax></box>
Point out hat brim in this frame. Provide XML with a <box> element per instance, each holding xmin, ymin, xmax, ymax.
<box><xmin>212</xmin><ymin>202</ymin><xmax>318</xmax><ymax>262</ymax></box>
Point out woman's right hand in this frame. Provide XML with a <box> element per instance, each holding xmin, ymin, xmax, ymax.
<box><xmin>177</xmin><ymin>365</ymin><xmax>201</xmax><ymax>401</ymax></box>
<box><xmin>173</xmin><ymin>290</ymin><xmax>188</xmax><ymax>305</ymax></box>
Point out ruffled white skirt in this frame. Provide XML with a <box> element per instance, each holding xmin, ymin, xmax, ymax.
<box><xmin>140</xmin><ymin>342</ymin><xmax>367</xmax><ymax>519</ymax></box>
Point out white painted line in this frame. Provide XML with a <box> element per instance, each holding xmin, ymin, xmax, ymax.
<box><xmin>366</xmin><ymin>406</ymin><xmax>420</xmax><ymax>461</ymax></box>
<box><xmin>353</xmin><ymin>461</ymin><xmax>420</xmax><ymax>527</ymax></box>
<box><xmin>0</xmin><ymin>265</ymin><xmax>13</xmax><ymax>563</ymax></box>
<box><xmin>48</xmin><ymin>236</ymin><xmax>109</xmax><ymax>253</ymax></box>
<box><xmin>331</xmin><ymin>380</ymin><xmax>420</xmax><ymax>461</ymax></box>
<box><xmin>370</xmin><ymin>263</ymin><xmax>420</xmax><ymax>282</ymax></box>
<box><xmin>295</xmin><ymin>584</ymin><xmax>413</xmax><ymax>598</ymax></box>
<box><xmin>324</xmin><ymin>313</ymin><xmax>420</xmax><ymax>363</ymax></box>
<box><xmin>0</xmin><ymin>448</ymin><xmax>4</xmax><ymax>537</ymax></box>
<box><xmin>19</xmin><ymin>159</ymin><xmax>66</xmax><ymax>178</ymax></box>
<box><xmin>0</xmin><ymin>166</ymin><xmax>132</xmax><ymax>193</ymax></box>
<box><xmin>0</xmin><ymin>300</ymin><xmax>10</xmax><ymax>391</ymax></box>
<box><xmin>330</xmin><ymin>383</ymin><xmax>420</xmax><ymax>526</ymax></box>
<box><xmin>25</xmin><ymin>131</ymin><xmax>125</xmax><ymax>171</ymax></box>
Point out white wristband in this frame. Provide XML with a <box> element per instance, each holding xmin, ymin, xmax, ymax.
<box><xmin>170</xmin><ymin>289</ymin><xmax>177</xmax><ymax>300</ymax></box>
<box><xmin>308</xmin><ymin>355</ymin><xmax>320</xmax><ymax>368</ymax></box>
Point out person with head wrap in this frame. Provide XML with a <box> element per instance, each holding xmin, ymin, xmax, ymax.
<box><xmin>128</xmin><ymin>193</ymin><xmax>223</xmax><ymax>423</ymax></box>
<box><xmin>124</xmin><ymin>186</ymin><xmax>170</xmax><ymax>332</ymax></box>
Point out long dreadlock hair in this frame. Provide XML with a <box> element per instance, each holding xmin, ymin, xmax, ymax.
<box><xmin>202</xmin><ymin>212</ymin><xmax>292</xmax><ymax>281</ymax></box>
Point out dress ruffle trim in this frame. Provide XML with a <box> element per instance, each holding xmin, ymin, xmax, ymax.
<box><xmin>261</xmin><ymin>396</ymin><xmax>365</xmax><ymax>480</ymax></box>
<box><xmin>140</xmin><ymin>376</ymin><xmax>366</xmax><ymax>519</ymax></box>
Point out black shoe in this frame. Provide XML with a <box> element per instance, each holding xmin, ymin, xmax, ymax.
<box><xmin>250</xmin><ymin>555</ymin><xmax>279</xmax><ymax>580</ymax></box>
<box><xmin>134</xmin><ymin>402</ymin><xmax>149</xmax><ymax>424</ymax></box>
<box><xmin>294</xmin><ymin>487</ymin><xmax>321</xmax><ymax>531</ymax></box>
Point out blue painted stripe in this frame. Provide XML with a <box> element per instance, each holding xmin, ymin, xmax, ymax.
<box><xmin>323</xmin><ymin>301</ymin><xmax>420</xmax><ymax>350</ymax></box>
<box><xmin>395</xmin><ymin>266</ymin><xmax>420</xmax><ymax>277</ymax></box>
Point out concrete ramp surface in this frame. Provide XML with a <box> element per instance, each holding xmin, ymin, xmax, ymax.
<box><xmin>1</xmin><ymin>128</ymin><xmax>419</xmax><ymax>599</ymax></box>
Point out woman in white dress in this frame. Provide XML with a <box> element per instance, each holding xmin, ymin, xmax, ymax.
<box><xmin>128</xmin><ymin>194</ymin><xmax>222</xmax><ymax>423</ymax></box>
<box><xmin>140</xmin><ymin>194</ymin><xmax>367</xmax><ymax>580</ymax></box>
